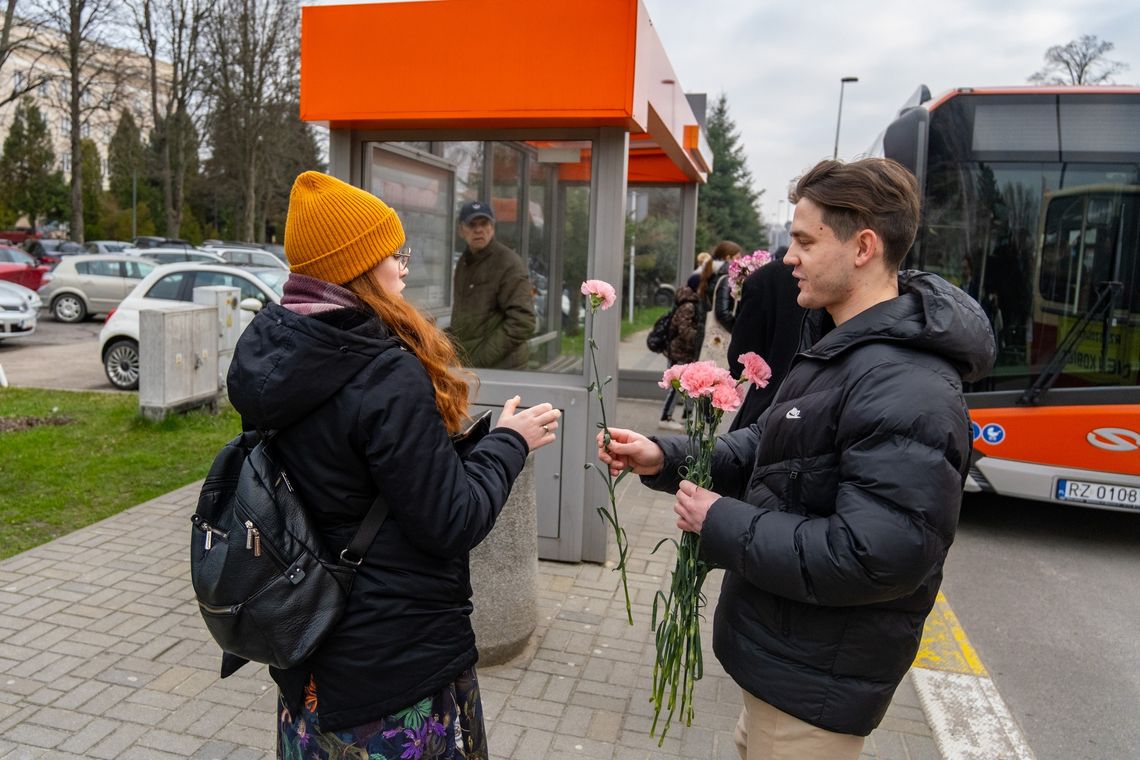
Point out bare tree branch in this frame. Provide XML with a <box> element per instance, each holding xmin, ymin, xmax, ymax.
<box><xmin>1029</xmin><ymin>34</ymin><xmax>1130</xmax><ymax>85</ymax></box>
<box><xmin>126</xmin><ymin>0</ymin><xmax>213</xmax><ymax>235</ymax></box>
<box><xmin>31</xmin><ymin>0</ymin><xmax>129</xmax><ymax>241</ymax></box>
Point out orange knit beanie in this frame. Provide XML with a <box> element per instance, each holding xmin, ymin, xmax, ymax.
<box><xmin>284</xmin><ymin>171</ymin><xmax>405</xmax><ymax>285</ymax></box>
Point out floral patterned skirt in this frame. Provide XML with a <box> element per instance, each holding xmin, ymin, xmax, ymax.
<box><xmin>277</xmin><ymin>668</ymin><xmax>488</xmax><ymax>760</ymax></box>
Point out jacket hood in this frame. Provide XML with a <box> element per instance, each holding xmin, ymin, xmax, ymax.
<box><xmin>805</xmin><ymin>270</ymin><xmax>996</xmax><ymax>382</ymax></box>
<box><xmin>227</xmin><ymin>302</ymin><xmax>401</xmax><ymax>430</ymax></box>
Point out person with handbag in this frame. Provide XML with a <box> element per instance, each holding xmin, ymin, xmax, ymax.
<box><xmin>227</xmin><ymin>171</ymin><xmax>561</xmax><ymax>760</ymax></box>
<box><xmin>697</xmin><ymin>240</ymin><xmax>742</xmax><ymax>368</ymax></box>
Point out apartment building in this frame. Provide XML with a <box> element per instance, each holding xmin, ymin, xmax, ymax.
<box><xmin>0</xmin><ymin>20</ymin><xmax>169</xmax><ymax>186</ymax></box>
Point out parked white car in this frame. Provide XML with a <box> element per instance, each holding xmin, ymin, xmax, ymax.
<box><xmin>98</xmin><ymin>263</ymin><xmax>286</xmax><ymax>390</ymax></box>
<box><xmin>38</xmin><ymin>254</ymin><xmax>156</xmax><ymax>322</ymax></box>
<box><xmin>0</xmin><ymin>280</ymin><xmax>42</xmax><ymax>341</ymax></box>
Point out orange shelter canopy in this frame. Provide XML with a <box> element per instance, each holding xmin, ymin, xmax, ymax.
<box><xmin>300</xmin><ymin>0</ymin><xmax>710</xmax><ymax>184</ymax></box>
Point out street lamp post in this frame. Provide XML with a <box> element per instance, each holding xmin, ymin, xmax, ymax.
<box><xmin>833</xmin><ymin>76</ymin><xmax>859</xmax><ymax>160</ymax></box>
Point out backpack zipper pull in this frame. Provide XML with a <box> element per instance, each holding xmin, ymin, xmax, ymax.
<box><xmin>252</xmin><ymin>528</ymin><xmax>261</xmax><ymax>557</ymax></box>
<box><xmin>245</xmin><ymin>520</ymin><xmax>254</xmax><ymax>550</ymax></box>
<box><xmin>203</xmin><ymin>522</ymin><xmax>213</xmax><ymax>550</ymax></box>
<box><xmin>279</xmin><ymin>470</ymin><xmax>294</xmax><ymax>493</ymax></box>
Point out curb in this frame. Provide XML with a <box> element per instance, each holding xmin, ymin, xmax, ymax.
<box><xmin>913</xmin><ymin>592</ymin><xmax>1036</xmax><ymax>760</ymax></box>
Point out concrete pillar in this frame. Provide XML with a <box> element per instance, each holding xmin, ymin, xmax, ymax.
<box><xmin>470</xmin><ymin>457</ymin><xmax>537</xmax><ymax>665</ymax></box>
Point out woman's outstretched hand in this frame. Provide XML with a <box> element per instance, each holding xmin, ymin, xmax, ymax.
<box><xmin>596</xmin><ymin>427</ymin><xmax>665</xmax><ymax>478</ymax></box>
<box><xmin>495</xmin><ymin>395</ymin><xmax>561</xmax><ymax>452</ymax></box>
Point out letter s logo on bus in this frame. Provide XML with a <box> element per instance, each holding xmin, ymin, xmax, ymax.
<box><xmin>1086</xmin><ymin>428</ymin><xmax>1140</xmax><ymax>452</ymax></box>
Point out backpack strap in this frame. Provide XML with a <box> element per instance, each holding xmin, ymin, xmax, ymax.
<box><xmin>338</xmin><ymin>494</ymin><xmax>389</xmax><ymax>567</ymax></box>
<box><xmin>259</xmin><ymin>428</ymin><xmax>389</xmax><ymax>569</ymax></box>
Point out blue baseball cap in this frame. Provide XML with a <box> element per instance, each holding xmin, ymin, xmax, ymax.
<box><xmin>459</xmin><ymin>200</ymin><xmax>495</xmax><ymax>225</ymax></box>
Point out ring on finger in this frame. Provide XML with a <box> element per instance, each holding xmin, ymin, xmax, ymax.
<box><xmin>542</xmin><ymin>424</ymin><xmax>549</xmax><ymax>433</ymax></box>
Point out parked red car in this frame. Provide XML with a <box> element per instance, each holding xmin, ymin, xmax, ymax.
<box><xmin>0</xmin><ymin>245</ymin><xmax>51</xmax><ymax>290</ymax></box>
<box><xmin>0</xmin><ymin>227</ymin><xmax>42</xmax><ymax>246</ymax></box>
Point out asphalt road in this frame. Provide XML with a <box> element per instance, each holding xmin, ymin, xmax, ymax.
<box><xmin>0</xmin><ymin>313</ymin><xmax>110</xmax><ymax>391</ymax></box>
<box><xmin>5</xmin><ymin>320</ymin><xmax>1140</xmax><ymax>759</ymax></box>
<box><xmin>944</xmin><ymin>493</ymin><xmax>1140</xmax><ymax>760</ymax></box>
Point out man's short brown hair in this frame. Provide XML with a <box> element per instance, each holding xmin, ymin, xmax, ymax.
<box><xmin>790</xmin><ymin>158</ymin><xmax>920</xmax><ymax>269</ymax></box>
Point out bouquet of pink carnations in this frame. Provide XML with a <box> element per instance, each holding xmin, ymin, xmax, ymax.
<box><xmin>650</xmin><ymin>352</ymin><xmax>772</xmax><ymax>742</ymax></box>
<box><xmin>726</xmin><ymin>249</ymin><xmax>773</xmax><ymax>301</ymax></box>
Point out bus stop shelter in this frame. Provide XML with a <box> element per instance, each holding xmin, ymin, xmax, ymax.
<box><xmin>300</xmin><ymin>0</ymin><xmax>710</xmax><ymax>562</ymax></box>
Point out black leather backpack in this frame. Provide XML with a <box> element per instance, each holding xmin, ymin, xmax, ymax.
<box><xmin>190</xmin><ymin>430</ymin><xmax>387</xmax><ymax>675</ymax></box>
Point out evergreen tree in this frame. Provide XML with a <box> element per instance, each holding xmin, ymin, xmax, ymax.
<box><xmin>108</xmin><ymin>110</ymin><xmax>145</xmax><ymax>209</ymax></box>
<box><xmin>80</xmin><ymin>139</ymin><xmax>103</xmax><ymax>241</ymax></box>
<box><xmin>696</xmin><ymin>94</ymin><xmax>765</xmax><ymax>252</ymax></box>
<box><xmin>0</xmin><ymin>98</ymin><xmax>62</xmax><ymax>231</ymax></box>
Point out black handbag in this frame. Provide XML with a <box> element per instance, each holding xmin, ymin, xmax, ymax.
<box><xmin>191</xmin><ymin>430</ymin><xmax>388</xmax><ymax>676</ymax></box>
<box><xmin>646</xmin><ymin>306</ymin><xmax>675</xmax><ymax>354</ymax></box>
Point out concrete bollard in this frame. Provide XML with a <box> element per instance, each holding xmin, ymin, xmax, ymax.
<box><xmin>470</xmin><ymin>457</ymin><xmax>538</xmax><ymax>665</ymax></box>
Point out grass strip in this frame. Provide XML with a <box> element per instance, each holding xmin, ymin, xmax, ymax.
<box><xmin>0</xmin><ymin>387</ymin><xmax>240</xmax><ymax>561</ymax></box>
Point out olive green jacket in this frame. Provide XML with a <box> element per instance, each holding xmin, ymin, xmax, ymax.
<box><xmin>449</xmin><ymin>239</ymin><xmax>534</xmax><ymax>369</ymax></box>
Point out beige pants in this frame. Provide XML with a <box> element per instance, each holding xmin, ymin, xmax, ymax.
<box><xmin>734</xmin><ymin>689</ymin><xmax>865</xmax><ymax>760</ymax></box>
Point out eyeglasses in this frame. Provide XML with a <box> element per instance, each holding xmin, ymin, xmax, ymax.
<box><xmin>391</xmin><ymin>247</ymin><xmax>413</xmax><ymax>270</ymax></box>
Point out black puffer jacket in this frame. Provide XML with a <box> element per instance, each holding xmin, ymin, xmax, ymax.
<box><xmin>646</xmin><ymin>271</ymin><xmax>996</xmax><ymax>736</ymax></box>
<box><xmin>227</xmin><ymin>303</ymin><xmax>528</xmax><ymax>731</ymax></box>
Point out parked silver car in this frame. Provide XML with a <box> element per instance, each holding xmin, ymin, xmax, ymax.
<box><xmin>37</xmin><ymin>254</ymin><xmax>156</xmax><ymax>322</ymax></box>
<box><xmin>210</xmin><ymin>246</ymin><xmax>289</xmax><ymax>270</ymax></box>
<box><xmin>0</xmin><ymin>280</ymin><xmax>41</xmax><ymax>341</ymax></box>
<box><xmin>129</xmin><ymin>247</ymin><xmax>225</xmax><ymax>265</ymax></box>
<box><xmin>85</xmin><ymin>240</ymin><xmax>132</xmax><ymax>255</ymax></box>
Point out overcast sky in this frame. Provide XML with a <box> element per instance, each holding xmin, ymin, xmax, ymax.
<box><xmin>642</xmin><ymin>0</ymin><xmax>1140</xmax><ymax>228</ymax></box>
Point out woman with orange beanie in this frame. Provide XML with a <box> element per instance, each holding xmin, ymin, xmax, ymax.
<box><xmin>227</xmin><ymin>171</ymin><xmax>560</xmax><ymax>759</ymax></box>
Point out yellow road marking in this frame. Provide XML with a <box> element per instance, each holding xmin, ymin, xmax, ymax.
<box><xmin>914</xmin><ymin>591</ymin><xmax>988</xmax><ymax>676</ymax></box>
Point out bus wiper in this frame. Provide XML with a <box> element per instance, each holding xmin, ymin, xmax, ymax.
<box><xmin>1018</xmin><ymin>281</ymin><xmax>1122</xmax><ymax>406</ymax></box>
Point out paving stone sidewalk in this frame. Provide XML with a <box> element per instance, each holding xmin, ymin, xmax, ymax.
<box><xmin>0</xmin><ymin>399</ymin><xmax>940</xmax><ymax>760</ymax></box>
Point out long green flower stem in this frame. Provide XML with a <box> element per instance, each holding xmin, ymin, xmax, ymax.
<box><xmin>587</xmin><ymin>336</ymin><xmax>634</xmax><ymax>625</ymax></box>
<box><xmin>650</xmin><ymin>396</ymin><xmax>719</xmax><ymax>744</ymax></box>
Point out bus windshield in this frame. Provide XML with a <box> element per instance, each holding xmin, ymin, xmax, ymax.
<box><xmin>901</xmin><ymin>91</ymin><xmax>1140</xmax><ymax>394</ymax></box>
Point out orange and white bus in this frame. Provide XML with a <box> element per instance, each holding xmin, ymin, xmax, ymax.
<box><xmin>876</xmin><ymin>86</ymin><xmax>1140</xmax><ymax>512</ymax></box>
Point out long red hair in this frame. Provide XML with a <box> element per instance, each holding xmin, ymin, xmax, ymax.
<box><xmin>343</xmin><ymin>271</ymin><xmax>474</xmax><ymax>434</ymax></box>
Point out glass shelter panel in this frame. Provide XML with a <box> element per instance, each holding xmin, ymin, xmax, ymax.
<box><xmin>617</xmin><ymin>185</ymin><xmax>684</xmax><ymax>374</ymax></box>
<box><xmin>365</xmin><ymin>139</ymin><xmax>592</xmax><ymax>374</ymax></box>
<box><xmin>366</xmin><ymin>144</ymin><xmax>454</xmax><ymax>315</ymax></box>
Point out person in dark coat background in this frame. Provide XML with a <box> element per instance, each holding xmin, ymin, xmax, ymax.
<box><xmin>726</xmin><ymin>246</ymin><xmax>808</xmax><ymax>431</ymax></box>
<box><xmin>228</xmin><ymin>171</ymin><xmax>562</xmax><ymax>760</ymax></box>
<box><xmin>598</xmin><ymin>158</ymin><xmax>996</xmax><ymax>759</ymax></box>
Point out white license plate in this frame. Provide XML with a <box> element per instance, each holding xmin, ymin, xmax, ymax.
<box><xmin>1055</xmin><ymin>479</ymin><xmax>1140</xmax><ymax>510</ymax></box>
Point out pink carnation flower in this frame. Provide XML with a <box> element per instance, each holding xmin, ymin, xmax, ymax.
<box><xmin>739</xmin><ymin>352</ymin><xmax>772</xmax><ymax>388</ymax></box>
<box><xmin>711</xmin><ymin>379</ymin><xmax>745</xmax><ymax>412</ymax></box>
<box><xmin>659</xmin><ymin>363</ymin><xmax>686</xmax><ymax>389</ymax></box>
<box><xmin>679</xmin><ymin>361</ymin><xmax>730</xmax><ymax>398</ymax></box>
<box><xmin>727</xmin><ymin>250</ymin><xmax>774</xmax><ymax>301</ymax></box>
<box><xmin>581</xmin><ymin>280</ymin><xmax>617</xmax><ymax>311</ymax></box>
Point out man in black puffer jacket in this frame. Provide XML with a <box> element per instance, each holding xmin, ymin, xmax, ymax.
<box><xmin>599</xmin><ymin>158</ymin><xmax>996</xmax><ymax>759</ymax></box>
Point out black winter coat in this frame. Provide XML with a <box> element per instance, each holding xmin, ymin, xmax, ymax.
<box><xmin>646</xmin><ymin>271</ymin><xmax>996</xmax><ymax>736</ymax></box>
<box><xmin>227</xmin><ymin>303</ymin><xmax>528</xmax><ymax>731</ymax></box>
<box><xmin>727</xmin><ymin>261</ymin><xmax>808</xmax><ymax>431</ymax></box>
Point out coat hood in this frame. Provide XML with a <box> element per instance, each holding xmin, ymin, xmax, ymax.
<box><xmin>227</xmin><ymin>302</ymin><xmax>401</xmax><ymax>431</ymax></box>
<box><xmin>805</xmin><ymin>270</ymin><xmax>996</xmax><ymax>382</ymax></box>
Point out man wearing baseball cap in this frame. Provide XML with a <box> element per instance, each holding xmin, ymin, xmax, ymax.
<box><xmin>449</xmin><ymin>199</ymin><xmax>534</xmax><ymax>369</ymax></box>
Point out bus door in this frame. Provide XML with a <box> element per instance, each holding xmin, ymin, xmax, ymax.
<box><xmin>1032</xmin><ymin>186</ymin><xmax>1140</xmax><ymax>388</ymax></box>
